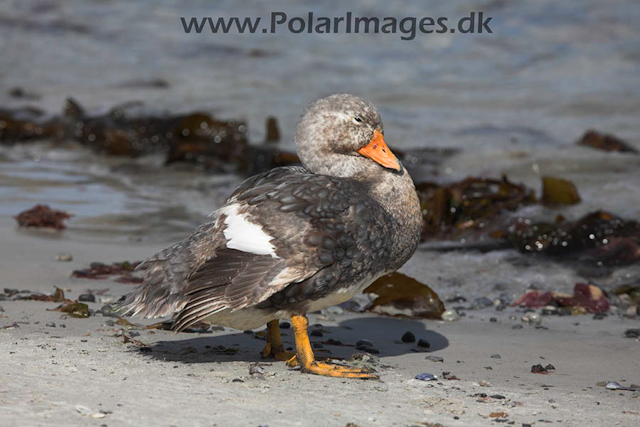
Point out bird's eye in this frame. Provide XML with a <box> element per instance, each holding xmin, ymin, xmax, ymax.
<box><xmin>353</xmin><ymin>117</ymin><xmax>362</xmax><ymax>124</ymax></box>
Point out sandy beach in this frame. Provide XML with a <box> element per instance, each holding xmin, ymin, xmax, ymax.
<box><xmin>2</xmin><ymin>1</ymin><xmax>640</xmax><ymax>426</ymax></box>
<box><xmin>1</xmin><ymin>216</ymin><xmax>639</xmax><ymax>427</ymax></box>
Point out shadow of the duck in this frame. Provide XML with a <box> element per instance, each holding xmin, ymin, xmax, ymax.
<box><xmin>143</xmin><ymin>316</ymin><xmax>449</xmax><ymax>364</ymax></box>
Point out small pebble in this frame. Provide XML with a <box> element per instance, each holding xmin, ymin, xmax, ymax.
<box><xmin>479</xmin><ymin>380</ymin><xmax>492</xmax><ymax>387</ymax></box>
<box><xmin>473</xmin><ymin>297</ymin><xmax>493</xmax><ymax>309</ymax></box>
<box><xmin>78</xmin><ymin>294</ymin><xmax>96</xmax><ymax>303</ymax></box>
<box><xmin>441</xmin><ymin>310</ymin><xmax>459</xmax><ymax>321</ymax></box>
<box><xmin>0</xmin><ymin>305</ymin><xmax>4</xmax><ymax>312</ymax></box>
<box><xmin>417</xmin><ymin>339</ymin><xmax>431</xmax><ymax>348</ymax></box>
<box><xmin>491</xmin><ymin>394</ymin><xmax>506</xmax><ymax>399</ymax></box>
<box><xmin>310</xmin><ymin>330</ymin><xmax>323</xmax><ymax>337</ymax></box>
<box><xmin>489</xmin><ymin>317</ymin><xmax>497</xmax><ymax>323</ymax></box>
<box><xmin>104</xmin><ymin>320</ymin><xmax>114</xmax><ymax>327</ymax></box>
<box><xmin>243</xmin><ymin>330</ymin><xmax>254</xmax><ymax>335</ymax></box>
<box><xmin>356</xmin><ymin>339</ymin><xmax>373</xmax><ymax>347</ymax></box>
<box><xmin>512</xmin><ymin>324</ymin><xmax>523</xmax><ymax>330</ymax></box>
<box><xmin>415</xmin><ymin>373</ymin><xmax>437</xmax><ymax>381</ymax></box>
<box><xmin>325</xmin><ymin>305</ymin><xmax>344</xmax><ymax>315</ymax></box>
<box><xmin>545</xmin><ymin>364</ymin><xmax>555</xmax><ymax>370</ymax></box>
<box><xmin>249</xmin><ymin>364</ymin><xmax>265</xmax><ymax>376</ymax></box>
<box><xmin>401</xmin><ymin>331</ymin><xmax>415</xmax><ymax>343</ymax></box>
<box><xmin>425</xmin><ymin>355</ymin><xmax>444</xmax><ymax>363</ymax></box>
<box><xmin>129</xmin><ymin>331</ymin><xmax>140</xmax><ymax>337</ymax></box>
<box><xmin>490</xmin><ymin>354</ymin><xmax>501</xmax><ymax>359</ymax></box>
<box><xmin>56</xmin><ymin>253</ymin><xmax>73</xmax><ymax>262</ymax></box>
<box><xmin>45</xmin><ymin>321</ymin><xmax>56</xmax><ymax>328</ymax></box>
<box><xmin>522</xmin><ymin>312</ymin><xmax>541</xmax><ymax>325</ymax></box>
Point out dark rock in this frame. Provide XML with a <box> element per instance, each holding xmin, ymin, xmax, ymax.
<box><xmin>446</xmin><ymin>295</ymin><xmax>467</xmax><ymax>303</ymax></box>
<box><xmin>45</xmin><ymin>322</ymin><xmax>56</xmax><ymax>327</ymax></box>
<box><xmin>490</xmin><ymin>354</ymin><xmax>501</xmax><ymax>359</ymax></box>
<box><xmin>417</xmin><ymin>339</ymin><xmax>431</xmax><ymax>348</ymax></box>
<box><xmin>490</xmin><ymin>317</ymin><xmax>497</xmax><ymax>323</ymax></box>
<box><xmin>310</xmin><ymin>329</ymin><xmax>323</xmax><ymax>337</ymax></box>
<box><xmin>401</xmin><ymin>331</ymin><xmax>416</xmax><ymax>343</ymax></box>
<box><xmin>473</xmin><ymin>297</ymin><xmax>493</xmax><ymax>309</ymax></box>
<box><xmin>78</xmin><ymin>294</ymin><xmax>96</xmax><ymax>303</ymax></box>
<box><xmin>512</xmin><ymin>324</ymin><xmax>524</xmax><ymax>330</ymax></box>
<box><xmin>531</xmin><ymin>364</ymin><xmax>548</xmax><ymax>374</ymax></box>
<box><xmin>279</xmin><ymin>321</ymin><xmax>291</xmax><ymax>329</ymax></box>
<box><xmin>355</xmin><ymin>339</ymin><xmax>373</xmax><ymax>347</ymax></box>
<box><xmin>624</xmin><ymin>329</ymin><xmax>640</xmax><ymax>338</ymax></box>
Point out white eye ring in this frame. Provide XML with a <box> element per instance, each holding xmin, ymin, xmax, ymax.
<box><xmin>352</xmin><ymin>117</ymin><xmax>362</xmax><ymax>124</ymax></box>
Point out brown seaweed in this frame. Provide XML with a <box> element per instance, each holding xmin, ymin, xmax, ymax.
<box><xmin>14</xmin><ymin>205</ymin><xmax>73</xmax><ymax>230</ymax></box>
<box><xmin>541</xmin><ymin>176</ymin><xmax>581</xmax><ymax>205</ymax></box>
<box><xmin>0</xmin><ymin>98</ymin><xmax>460</xmax><ymax>177</ymax></box>
<box><xmin>513</xmin><ymin>283</ymin><xmax>610</xmax><ymax>314</ymax></box>
<box><xmin>577</xmin><ymin>130</ymin><xmax>638</xmax><ymax>154</ymax></box>
<box><xmin>417</xmin><ymin>175</ymin><xmax>536</xmax><ymax>240</ymax></box>
<box><xmin>363</xmin><ymin>272</ymin><xmax>445</xmax><ymax>319</ymax></box>
<box><xmin>507</xmin><ymin>210</ymin><xmax>640</xmax><ymax>266</ymax></box>
<box><xmin>72</xmin><ymin>261</ymin><xmax>142</xmax><ymax>282</ymax></box>
<box><xmin>49</xmin><ymin>301</ymin><xmax>90</xmax><ymax>318</ymax></box>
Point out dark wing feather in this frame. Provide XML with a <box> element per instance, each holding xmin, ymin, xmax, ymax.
<box><xmin>172</xmin><ymin>248</ymin><xmax>290</xmax><ymax>331</ymax></box>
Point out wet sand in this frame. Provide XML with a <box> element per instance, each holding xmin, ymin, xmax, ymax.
<box><xmin>1</xmin><ymin>217</ymin><xmax>639</xmax><ymax>427</ymax></box>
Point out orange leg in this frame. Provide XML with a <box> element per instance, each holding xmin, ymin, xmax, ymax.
<box><xmin>290</xmin><ymin>315</ymin><xmax>378</xmax><ymax>379</ymax></box>
<box><xmin>261</xmin><ymin>319</ymin><xmax>296</xmax><ymax>361</ymax></box>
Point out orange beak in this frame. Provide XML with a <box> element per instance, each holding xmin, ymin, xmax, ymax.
<box><xmin>357</xmin><ymin>130</ymin><xmax>401</xmax><ymax>171</ymax></box>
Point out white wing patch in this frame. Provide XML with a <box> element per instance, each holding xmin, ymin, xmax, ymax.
<box><xmin>220</xmin><ymin>204</ymin><xmax>279</xmax><ymax>258</ymax></box>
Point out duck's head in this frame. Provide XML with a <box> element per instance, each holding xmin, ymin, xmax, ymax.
<box><xmin>295</xmin><ymin>94</ymin><xmax>402</xmax><ymax>179</ymax></box>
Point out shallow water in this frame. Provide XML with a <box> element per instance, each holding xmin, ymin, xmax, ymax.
<box><xmin>1</xmin><ymin>0</ymin><xmax>639</xmax><ymax>296</ymax></box>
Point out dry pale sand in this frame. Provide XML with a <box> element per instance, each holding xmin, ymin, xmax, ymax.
<box><xmin>1</xmin><ymin>217</ymin><xmax>639</xmax><ymax>427</ymax></box>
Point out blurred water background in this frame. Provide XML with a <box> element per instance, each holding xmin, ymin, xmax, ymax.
<box><xmin>1</xmin><ymin>0</ymin><xmax>639</xmax><ymax>297</ymax></box>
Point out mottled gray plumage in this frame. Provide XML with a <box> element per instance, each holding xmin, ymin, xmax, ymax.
<box><xmin>121</xmin><ymin>94</ymin><xmax>422</xmax><ymax>331</ymax></box>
